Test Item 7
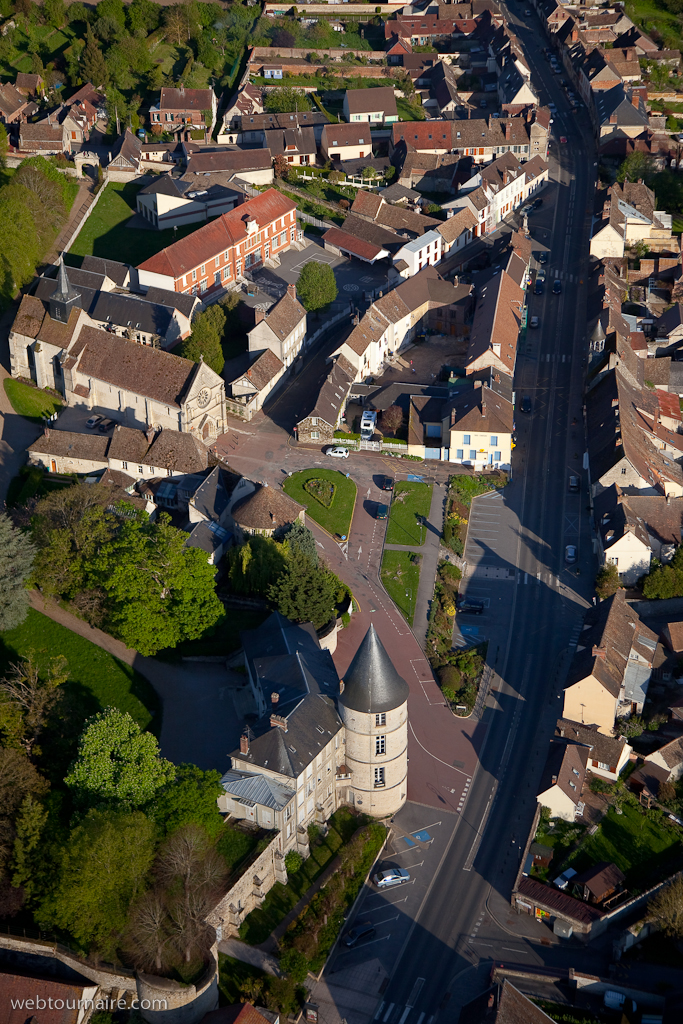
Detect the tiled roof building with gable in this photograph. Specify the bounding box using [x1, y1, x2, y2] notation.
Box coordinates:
[563, 590, 661, 735]
[137, 189, 298, 297]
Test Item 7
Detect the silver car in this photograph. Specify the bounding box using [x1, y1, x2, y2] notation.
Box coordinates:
[326, 446, 349, 459]
[373, 867, 410, 889]
[565, 544, 577, 564]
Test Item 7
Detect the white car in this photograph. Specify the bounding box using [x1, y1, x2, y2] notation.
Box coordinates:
[373, 868, 410, 889]
[326, 446, 349, 459]
[86, 414, 103, 429]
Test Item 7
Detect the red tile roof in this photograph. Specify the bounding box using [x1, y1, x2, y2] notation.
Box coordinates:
[0, 972, 98, 1024]
[322, 226, 385, 261]
[515, 877, 604, 926]
[137, 189, 296, 280]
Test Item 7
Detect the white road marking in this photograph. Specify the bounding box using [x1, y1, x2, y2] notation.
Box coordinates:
[384, 1004, 395, 1022]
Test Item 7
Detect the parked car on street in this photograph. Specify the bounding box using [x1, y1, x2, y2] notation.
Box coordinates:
[376, 503, 389, 520]
[538, 251, 548, 264]
[344, 921, 376, 947]
[553, 279, 562, 294]
[373, 868, 410, 889]
[457, 597, 485, 614]
[529, 316, 539, 328]
[521, 396, 532, 413]
[568, 475, 580, 493]
[534, 278, 544, 294]
[326, 446, 349, 459]
[380, 476, 394, 490]
[565, 544, 577, 564]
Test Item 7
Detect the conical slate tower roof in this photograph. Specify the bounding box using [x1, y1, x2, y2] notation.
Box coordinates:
[52, 253, 79, 303]
[590, 318, 606, 344]
[339, 625, 410, 714]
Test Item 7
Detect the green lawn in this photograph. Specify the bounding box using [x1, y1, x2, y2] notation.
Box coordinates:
[625, 0, 683, 49]
[283, 469, 357, 538]
[380, 550, 420, 625]
[396, 97, 425, 121]
[562, 802, 681, 891]
[239, 807, 360, 945]
[4, 378, 62, 424]
[1, 609, 161, 785]
[449, 474, 494, 509]
[68, 181, 201, 266]
[385, 481, 432, 545]
[0, 609, 159, 733]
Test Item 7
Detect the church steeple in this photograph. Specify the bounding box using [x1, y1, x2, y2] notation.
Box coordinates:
[49, 254, 81, 324]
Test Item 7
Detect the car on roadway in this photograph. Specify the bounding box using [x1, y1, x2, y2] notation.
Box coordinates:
[375, 503, 389, 520]
[480, 99, 487, 108]
[86, 414, 103, 429]
[560, 135, 567, 144]
[534, 278, 544, 294]
[457, 597, 485, 614]
[538, 251, 548, 264]
[553, 64, 562, 74]
[565, 544, 577, 564]
[525, 7, 532, 13]
[98, 418, 115, 433]
[548, 103, 557, 113]
[537, 267, 546, 281]
[532, 197, 543, 209]
[373, 867, 410, 889]
[668, 813, 683, 826]
[568, 475, 580, 493]
[326, 446, 349, 459]
[529, 315, 539, 329]
[521, 203, 533, 215]
[380, 476, 394, 491]
[553, 279, 562, 294]
[520, 396, 532, 413]
[344, 921, 376, 947]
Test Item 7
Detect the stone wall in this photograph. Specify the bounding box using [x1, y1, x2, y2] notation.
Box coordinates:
[206, 833, 289, 939]
[136, 960, 218, 1024]
[0, 934, 136, 994]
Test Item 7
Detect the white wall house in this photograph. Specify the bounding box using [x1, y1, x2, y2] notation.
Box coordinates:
[394, 230, 443, 277]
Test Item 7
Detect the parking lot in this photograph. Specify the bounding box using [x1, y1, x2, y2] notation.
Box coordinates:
[310, 804, 462, 1024]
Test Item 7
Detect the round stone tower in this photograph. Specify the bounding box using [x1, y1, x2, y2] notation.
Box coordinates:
[338, 625, 409, 818]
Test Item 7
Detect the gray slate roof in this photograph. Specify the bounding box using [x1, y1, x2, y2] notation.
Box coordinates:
[339, 625, 410, 714]
[220, 768, 294, 810]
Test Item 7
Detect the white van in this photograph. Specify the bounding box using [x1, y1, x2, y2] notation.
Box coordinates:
[360, 410, 377, 439]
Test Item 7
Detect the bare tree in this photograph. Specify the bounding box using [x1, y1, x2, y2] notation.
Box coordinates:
[0, 655, 67, 755]
[648, 878, 683, 938]
[164, 6, 186, 45]
[155, 825, 228, 964]
[125, 889, 174, 973]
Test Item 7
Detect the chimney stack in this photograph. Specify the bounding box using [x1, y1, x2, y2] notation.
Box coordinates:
[240, 732, 250, 755]
[592, 645, 607, 660]
[271, 691, 279, 706]
[287, 283, 297, 300]
[551, 774, 558, 784]
[270, 713, 288, 731]
[504, 121, 511, 141]
[254, 309, 266, 324]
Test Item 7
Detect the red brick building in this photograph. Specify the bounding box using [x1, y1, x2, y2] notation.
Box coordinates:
[137, 189, 298, 296]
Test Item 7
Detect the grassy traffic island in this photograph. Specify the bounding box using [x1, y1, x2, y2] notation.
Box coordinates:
[4, 378, 63, 424]
[380, 550, 421, 625]
[385, 480, 433, 546]
[283, 468, 357, 539]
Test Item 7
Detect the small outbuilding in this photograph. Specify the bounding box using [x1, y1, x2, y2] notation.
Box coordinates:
[232, 484, 305, 537]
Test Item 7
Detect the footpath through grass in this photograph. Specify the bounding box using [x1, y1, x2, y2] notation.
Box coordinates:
[381, 550, 420, 624]
[4, 378, 62, 424]
[0, 609, 159, 733]
[239, 807, 361, 945]
[283, 469, 356, 538]
[68, 181, 200, 266]
[385, 481, 433, 545]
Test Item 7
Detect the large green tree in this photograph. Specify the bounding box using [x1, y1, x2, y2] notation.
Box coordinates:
[90, 513, 224, 655]
[227, 535, 288, 596]
[127, 0, 160, 35]
[0, 513, 36, 631]
[148, 765, 224, 838]
[180, 303, 226, 374]
[296, 261, 338, 312]
[65, 708, 174, 810]
[39, 809, 156, 957]
[81, 25, 109, 88]
[269, 555, 339, 629]
[264, 87, 312, 113]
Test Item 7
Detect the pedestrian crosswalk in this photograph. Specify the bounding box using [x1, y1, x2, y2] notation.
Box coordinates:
[543, 268, 576, 282]
[374, 1003, 434, 1024]
[541, 353, 571, 362]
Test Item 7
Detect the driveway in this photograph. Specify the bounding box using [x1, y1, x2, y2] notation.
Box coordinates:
[28, 593, 245, 774]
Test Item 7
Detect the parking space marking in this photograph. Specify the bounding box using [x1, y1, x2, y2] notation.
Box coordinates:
[375, 1004, 385, 1021]
[366, 896, 408, 909]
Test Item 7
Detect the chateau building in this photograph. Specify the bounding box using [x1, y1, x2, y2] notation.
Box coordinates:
[220, 620, 409, 845]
